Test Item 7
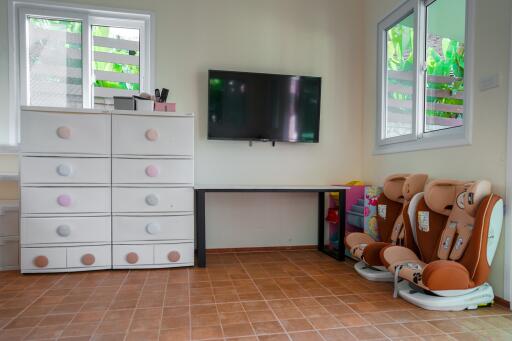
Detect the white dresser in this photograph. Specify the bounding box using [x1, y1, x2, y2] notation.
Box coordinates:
[111, 112, 195, 269]
[19, 107, 195, 272]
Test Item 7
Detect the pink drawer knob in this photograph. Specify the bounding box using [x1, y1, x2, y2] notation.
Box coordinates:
[126, 252, 139, 264]
[57, 194, 72, 207]
[34, 255, 49, 268]
[145, 165, 160, 177]
[168, 251, 181, 262]
[145, 128, 159, 141]
[56, 126, 72, 139]
[81, 253, 95, 266]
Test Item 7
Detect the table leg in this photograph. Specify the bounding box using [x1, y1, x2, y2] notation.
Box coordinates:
[318, 192, 325, 251]
[337, 190, 346, 261]
[195, 190, 206, 267]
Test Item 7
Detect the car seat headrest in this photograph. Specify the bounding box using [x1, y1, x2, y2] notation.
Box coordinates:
[424, 179, 465, 216]
[463, 180, 491, 217]
[383, 173, 409, 203]
[402, 174, 428, 201]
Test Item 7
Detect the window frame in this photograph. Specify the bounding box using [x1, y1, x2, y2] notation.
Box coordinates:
[6, 0, 154, 149]
[375, 0, 474, 154]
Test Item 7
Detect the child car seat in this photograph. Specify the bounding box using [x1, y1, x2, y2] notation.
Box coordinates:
[344, 173, 428, 281]
[380, 179, 504, 311]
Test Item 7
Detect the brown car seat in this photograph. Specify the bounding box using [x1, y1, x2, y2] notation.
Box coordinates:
[380, 179, 504, 310]
[344, 173, 428, 281]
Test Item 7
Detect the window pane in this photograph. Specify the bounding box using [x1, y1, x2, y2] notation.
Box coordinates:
[92, 26, 140, 109]
[27, 17, 83, 107]
[385, 13, 415, 139]
[424, 0, 465, 132]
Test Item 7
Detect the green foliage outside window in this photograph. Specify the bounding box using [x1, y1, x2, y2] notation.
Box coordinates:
[28, 18, 140, 92]
[387, 24, 464, 120]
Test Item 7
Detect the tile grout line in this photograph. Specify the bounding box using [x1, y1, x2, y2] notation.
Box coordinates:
[188, 268, 193, 341]
[234, 252, 292, 341]
[47, 273, 91, 340]
[154, 269, 170, 340]
[86, 270, 129, 340]
[284, 251, 367, 341]
[5, 273, 69, 338]
[123, 270, 150, 340]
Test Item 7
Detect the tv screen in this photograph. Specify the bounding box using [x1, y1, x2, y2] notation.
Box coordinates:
[208, 70, 321, 143]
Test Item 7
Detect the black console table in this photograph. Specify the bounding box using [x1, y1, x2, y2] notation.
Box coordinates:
[194, 185, 348, 267]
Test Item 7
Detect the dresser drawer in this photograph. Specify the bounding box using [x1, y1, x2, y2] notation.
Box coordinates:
[113, 244, 153, 267]
[112, 187, 193, 213]
[112, 158, 193, 185]
[113, 215, 193, 242]
[21, 111, 110, 155]
[112, 115, 193, 156]
[21, 216, 111, 244]
[154, 242, 194, 266]
[21, 187, 111, 215]
[67, 245, 111, 268]
[21, 247, 67, 271]
[21, 157, 110, 185]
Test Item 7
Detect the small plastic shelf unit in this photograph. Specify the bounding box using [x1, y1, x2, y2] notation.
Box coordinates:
[325, 185, 382, 256]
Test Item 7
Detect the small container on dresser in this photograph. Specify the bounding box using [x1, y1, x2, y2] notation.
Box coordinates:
[111, 111, 195, 269]
[20, 107, 112, 273]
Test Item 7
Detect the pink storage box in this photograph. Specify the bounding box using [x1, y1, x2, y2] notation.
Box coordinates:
[154, 102, 176, 112]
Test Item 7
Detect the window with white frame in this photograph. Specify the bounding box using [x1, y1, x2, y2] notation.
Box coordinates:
[376, 0, 472, 153]
[7, 0, 152, 145]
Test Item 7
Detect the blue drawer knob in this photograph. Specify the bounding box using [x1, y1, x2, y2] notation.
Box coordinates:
[146, 222, 161, 234]
[56, 224, 71, 237]
[145, 194, 159, 206]
[56, 164, 72, 177]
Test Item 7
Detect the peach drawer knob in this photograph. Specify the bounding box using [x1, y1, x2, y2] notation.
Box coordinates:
[168, 251, 181, 262]
[145, 194, 159, 206]
[145, 128, 159, 141]
[146, 223, 161, 235]
[57, 194, 72, 207]
[33, 255, 49, 268]
[56, 224, 71, 237]
[145, 165, 160, 177]
[56, 164, 73, 177]
[126, 252, 139, 264]
[56, 126, 72, 139]
[81, 253, 95, 266]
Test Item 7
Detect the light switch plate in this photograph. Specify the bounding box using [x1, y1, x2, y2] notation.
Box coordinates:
[479, 74, 500, 91]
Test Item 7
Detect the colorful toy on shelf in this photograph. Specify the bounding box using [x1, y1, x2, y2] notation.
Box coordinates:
[363, 186, 382, 241]
[325, 182, 382, 256]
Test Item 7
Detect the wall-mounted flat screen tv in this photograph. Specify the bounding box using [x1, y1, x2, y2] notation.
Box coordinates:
[208, 70, 321, 143]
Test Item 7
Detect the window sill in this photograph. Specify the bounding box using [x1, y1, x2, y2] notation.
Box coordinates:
[374, 135, 471, 155]
[0, 145, 19, 155]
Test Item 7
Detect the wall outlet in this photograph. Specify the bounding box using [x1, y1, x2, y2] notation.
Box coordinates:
[479, 74, 500, 92]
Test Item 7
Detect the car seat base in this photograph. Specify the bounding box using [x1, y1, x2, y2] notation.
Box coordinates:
[354, 261, 394, 282]
[396, 280, 495, 311]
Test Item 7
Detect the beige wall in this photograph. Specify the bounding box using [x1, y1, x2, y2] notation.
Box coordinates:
[0, 0, 364, 247]
[361, 0, 512, 298]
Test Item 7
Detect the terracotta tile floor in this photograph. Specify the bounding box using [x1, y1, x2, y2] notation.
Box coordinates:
[0, 250, 510, 341]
